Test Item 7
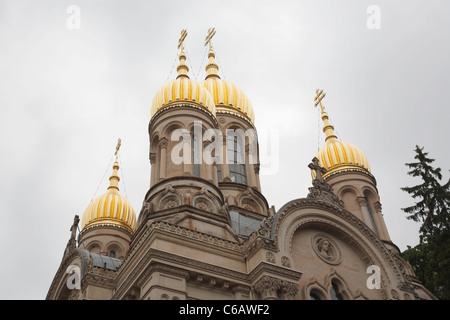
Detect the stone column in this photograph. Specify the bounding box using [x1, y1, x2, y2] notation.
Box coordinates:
[159, 138, 168, 181]
[373, 201, 391, 241]
[203, 140, 213, 182]
[221, 135, 230, 181]
[150, 152, 157, 186]
[212, 162, 218, 185]
[246, 144, 257, 188]
[357, 197, 375, 233]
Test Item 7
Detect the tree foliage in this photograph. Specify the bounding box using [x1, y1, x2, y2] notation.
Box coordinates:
[400, 145, 450, 299]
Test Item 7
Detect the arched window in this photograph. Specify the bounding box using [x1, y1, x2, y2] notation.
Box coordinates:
[330, 282, 344, 300]
[109, 250, 116, 258]
[228, 135, 247, 184]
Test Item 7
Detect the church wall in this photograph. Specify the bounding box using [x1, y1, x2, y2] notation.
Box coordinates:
[340, 189, 363, 221]
[140, 271, 187, 300]
[84, 285, 114, 300]
[291, 227, 380, 300]
[79, 227, 131, 259]
[186, 283, 235, 300]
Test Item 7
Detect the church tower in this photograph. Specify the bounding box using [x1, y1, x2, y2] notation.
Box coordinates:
[201, 29, 270, 236]
[313, 90, 396, 252]
[139, 29, 269, 239]
[138, 29, 235, 243]
[78, 139, 137, 259]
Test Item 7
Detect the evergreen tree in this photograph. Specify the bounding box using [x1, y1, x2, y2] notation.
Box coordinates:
[400, 145, 450, 299]
[401, 145, 450, 242]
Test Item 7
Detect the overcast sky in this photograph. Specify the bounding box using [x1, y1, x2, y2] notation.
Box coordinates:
[0, 0, 449, 299]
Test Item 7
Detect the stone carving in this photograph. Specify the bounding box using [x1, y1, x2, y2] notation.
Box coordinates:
[68, 288, 82, 300]
[195, 198, 212, 212]
[161, 196, 179, 209]
[380, 288, 388, 300]
[391, 289, 399, 300]
[281, 256, 291, 268]
[65, 215, 80, 255]
[279, 281, 299, 300]
[157, 185, 182, 210]
[312, 233, 342, 265]
[253, 276, 299, 300]
[266, 252, 276, 263]
[243, 202, 257, 212]
[257, 216, 274, 238]
[149, 152, 156, 164]
[238, 187, 264, 214]
[253, 276, 281, 300]
[307, 157, 341, 206]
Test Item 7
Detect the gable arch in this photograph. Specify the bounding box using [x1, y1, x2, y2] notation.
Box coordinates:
[271, 199, 403, 298]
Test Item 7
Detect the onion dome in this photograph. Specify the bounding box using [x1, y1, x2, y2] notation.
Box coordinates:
[81, 147, 136, 234]
[313, 90, 371, 179]
[150, 31, 216, 120]
[201, 42, 255, 124]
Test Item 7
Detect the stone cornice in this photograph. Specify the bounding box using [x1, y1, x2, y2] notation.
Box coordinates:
[113, 248, 249, 299]
[248, 262, 302, 283]
[144, 176, 225, 204]
[149, 103, 218, 131]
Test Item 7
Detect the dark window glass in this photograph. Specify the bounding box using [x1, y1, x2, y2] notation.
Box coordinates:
[193, 133, 200, 177]
[310, 293, 321, 300]
[228, 135, 247, 184]
[330, 283, 343, 300]
[217, 164, 222, 182]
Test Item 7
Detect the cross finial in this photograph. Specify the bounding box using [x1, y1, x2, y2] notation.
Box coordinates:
[314, 89, 326, 113]
[205, 27, 216, 49]
[66, 214, 80, 253]
[115, 138, 121, 160]
[308, 157, 327, 183]
[70, 215, 80, 238]
[178, 29, 188, 52]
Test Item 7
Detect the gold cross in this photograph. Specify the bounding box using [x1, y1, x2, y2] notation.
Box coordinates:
[115, 138, 121, 158]
[178, 29, 188, 51]
[204, 27, 216, 48]
[314, 89, 326, 113]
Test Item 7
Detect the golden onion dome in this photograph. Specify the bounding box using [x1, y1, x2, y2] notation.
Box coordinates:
[151, 78, 216, 118]
[315, 139, 371, 179]
[201, 45, 255, 124]
[313, 90, 371, 179]
[150, 37, 216, 120]
[202, 78, 254, 124]
[81, 155, 136, 234]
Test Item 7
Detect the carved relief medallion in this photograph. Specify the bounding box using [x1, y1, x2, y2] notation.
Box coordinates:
[311, 233, 342, 265]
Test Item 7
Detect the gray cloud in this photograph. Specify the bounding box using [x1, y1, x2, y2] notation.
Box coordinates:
[0, 0, 448, 299]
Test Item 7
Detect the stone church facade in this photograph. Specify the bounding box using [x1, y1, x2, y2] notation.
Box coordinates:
[46, 30, 435, 300]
